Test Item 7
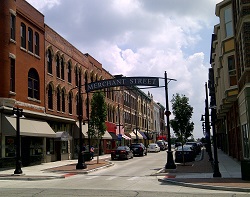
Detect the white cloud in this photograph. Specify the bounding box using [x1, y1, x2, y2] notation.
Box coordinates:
[26, 0, 221, 139]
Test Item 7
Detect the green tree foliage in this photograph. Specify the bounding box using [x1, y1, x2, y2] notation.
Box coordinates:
[89, 91, 107, 140]
[170, 93, 194, 144]
[88, 91, 107, 163]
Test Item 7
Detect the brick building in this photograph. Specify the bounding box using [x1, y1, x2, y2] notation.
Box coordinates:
[0, 0, 163, 168]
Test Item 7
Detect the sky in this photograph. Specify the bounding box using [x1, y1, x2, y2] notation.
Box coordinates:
[26, 0, 222, 139]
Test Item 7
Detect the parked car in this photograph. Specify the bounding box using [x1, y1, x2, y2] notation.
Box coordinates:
[185, 142, 201, 155]
[156, 140, 166, 150]
[175, 145, 196, 163]
[147, 143, 160, 152]
[175, 142, 182, 148]
[110, 146, 133, 160]
[130, 143, 147, 156]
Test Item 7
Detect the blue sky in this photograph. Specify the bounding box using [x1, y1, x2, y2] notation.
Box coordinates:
[27, 0, 222, 139]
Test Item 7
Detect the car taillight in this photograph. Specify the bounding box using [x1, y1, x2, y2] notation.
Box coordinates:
[120, 150, 126, 153]
[139, 147, 143, 150]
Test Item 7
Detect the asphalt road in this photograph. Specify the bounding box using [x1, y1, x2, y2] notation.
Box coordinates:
[0, 151, 248, 197]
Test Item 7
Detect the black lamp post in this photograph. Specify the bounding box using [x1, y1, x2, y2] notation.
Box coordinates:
[208, 67, 221, 177]
[164, 71, 176, 169]
[210, 105, 221, 177]
[13, 107, 23, 174]
[146, 101, 149, 147]
[76, 75, 87, 169]
[205, 82, 213, 162]
[118, 95, 121, 146]
[85, 75, 91, 155]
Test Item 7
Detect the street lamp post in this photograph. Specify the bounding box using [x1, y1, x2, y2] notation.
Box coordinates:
[76, 75, 87, 169]
[164, 71, 176, 170]
[13, 107, 23, 174]
[118, 95, 121, 146]
[85, 75, 91, 155]
[211, 105, 221, 177]
[205, 82, 213, 162]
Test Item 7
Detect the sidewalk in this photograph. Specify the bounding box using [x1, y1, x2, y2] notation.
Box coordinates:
[157, 148, 250, 192]
[0, 148, 249, 192]
[0, 154, 112, 180]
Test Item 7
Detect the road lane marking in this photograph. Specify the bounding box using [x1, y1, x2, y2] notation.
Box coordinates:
[106, 176, 117, 180]
[85, 176, 99, 179]
[127, 176, 139, 180]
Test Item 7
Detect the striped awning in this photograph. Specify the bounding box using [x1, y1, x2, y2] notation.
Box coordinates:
[122, 134, 131, 140]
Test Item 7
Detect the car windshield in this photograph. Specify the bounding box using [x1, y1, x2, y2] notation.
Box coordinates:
[117, 146, 126, 150]
[176, 145, 192, 151]
[131, 144, 141, 147]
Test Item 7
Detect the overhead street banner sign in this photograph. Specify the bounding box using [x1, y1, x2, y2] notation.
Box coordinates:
[86, 77, 159, 92]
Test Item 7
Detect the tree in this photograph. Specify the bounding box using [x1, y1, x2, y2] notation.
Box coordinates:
[89, 91, 107, 163]
[170, 93, 194, 164]
[170, 93, 194, 145]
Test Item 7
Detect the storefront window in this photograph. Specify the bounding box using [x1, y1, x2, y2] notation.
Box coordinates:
[5, 136, 15, 157]
[62, 141, 68, 153]
[46, 138, 54, 154]
[30, 138, 43, 156]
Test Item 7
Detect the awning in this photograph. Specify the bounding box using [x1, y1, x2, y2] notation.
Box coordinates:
[102, 131, 112, 139]
[55, 131, 72, 141]
[130, 131, 143, 139]
[2, 115, 56, 138]
[75, 122, 88, 138]
[75, 123, 112, 139]
[109, 132, 118, 140]
[122, 134, 131, 140]
[157, 135, 167, 140]
[139, 131, 147, 139]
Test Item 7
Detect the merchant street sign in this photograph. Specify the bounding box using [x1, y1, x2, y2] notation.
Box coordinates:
[86, 77, 159, 92]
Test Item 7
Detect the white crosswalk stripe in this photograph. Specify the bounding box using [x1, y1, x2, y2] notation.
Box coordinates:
[127, 176, 140, 181]
[85, 176, 99, 180]
[106, 176, 117, 180]
[85, 176, 141, 181]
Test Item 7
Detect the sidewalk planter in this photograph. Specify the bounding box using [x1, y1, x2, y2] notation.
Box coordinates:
[241, 160, 250, 180]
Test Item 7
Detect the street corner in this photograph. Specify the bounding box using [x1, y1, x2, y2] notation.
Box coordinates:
[85, 160, 114, 174]
[0, 173, 65, 181]
[158, 177, 250, 193]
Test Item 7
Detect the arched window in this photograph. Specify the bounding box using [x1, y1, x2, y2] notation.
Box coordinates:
[48, 84, 53, 109]
[75, 68, 79, 86]
[67, 61, 72, 83]
[57, 87, 61, 111]
[28, 68, 39, 99]
[47, 50, 52, 74]
[76, 93, 79, 115]
[61, 57, 64, 80]
[68, 92, 72, 114]
[62, 90, 65, 112]
[56, 55, 60, 78]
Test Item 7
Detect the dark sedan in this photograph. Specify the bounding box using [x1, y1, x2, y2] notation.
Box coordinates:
[175, 145, 196, 163]
[130, 143, 147, 156]
[111, 146, 133, 160]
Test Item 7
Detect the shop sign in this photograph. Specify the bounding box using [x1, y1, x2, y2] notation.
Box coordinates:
[86, 77, 159, 92]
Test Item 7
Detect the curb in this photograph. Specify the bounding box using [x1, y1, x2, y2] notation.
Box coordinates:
[158, 178, 250, 193]
[81, 160, 114, 174]
[0, 174, 65, 181]
[0, 160, 114, 181]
